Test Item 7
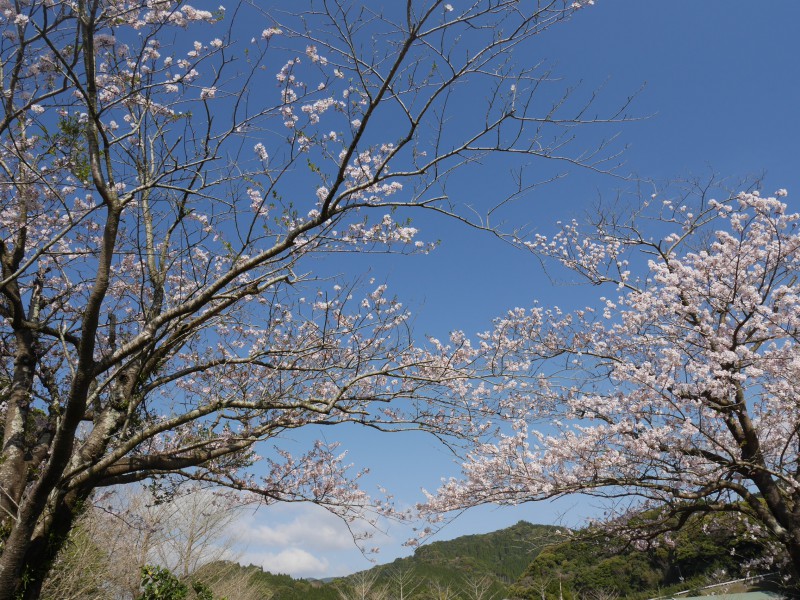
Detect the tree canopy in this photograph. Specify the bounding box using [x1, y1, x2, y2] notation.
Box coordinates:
[0, 0, 614, 597]
[424, 184, 800, 584]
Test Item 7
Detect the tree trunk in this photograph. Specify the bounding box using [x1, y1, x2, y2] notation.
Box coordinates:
[0, 490, 83, 600]
[782, 535, 800, 596]
[0, 333, 37, 525]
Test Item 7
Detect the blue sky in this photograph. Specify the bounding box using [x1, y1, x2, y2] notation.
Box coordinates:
[231, 1, 800, 579]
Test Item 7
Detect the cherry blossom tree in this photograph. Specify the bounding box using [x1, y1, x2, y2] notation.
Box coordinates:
[0, 0, 620, 597]
[424, 184, 800, 584]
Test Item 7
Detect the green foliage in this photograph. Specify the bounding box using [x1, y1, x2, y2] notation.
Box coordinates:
[138, 565, 226, 600]
[510, 513, 771, 600]
[176, 517, 775, 600]
[194, 562, 338, 600]
[193, 523, 563, 599]
[55, 114, 91, 182]
[191, 581, 215, 600]
[352, 521, 567, 598]
[138, 565, 189, 600]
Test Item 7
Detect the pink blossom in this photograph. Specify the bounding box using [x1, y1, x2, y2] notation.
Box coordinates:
[254, 143, 268, 161]
[262, 27, 283, 39]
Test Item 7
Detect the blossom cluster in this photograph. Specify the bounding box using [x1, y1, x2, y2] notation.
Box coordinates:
[421, 189, 800, 563]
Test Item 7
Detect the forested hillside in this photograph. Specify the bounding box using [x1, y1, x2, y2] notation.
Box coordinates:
[208, 521, 564, 599]
[511, 514, 773, 599]
[358, 521, 567, 597]
[203, 517, 778, 599]
[194, 563, 340, 600]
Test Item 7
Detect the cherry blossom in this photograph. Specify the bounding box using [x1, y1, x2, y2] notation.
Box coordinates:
[424, 186, 800, 584]
[0, 1, 617, 597]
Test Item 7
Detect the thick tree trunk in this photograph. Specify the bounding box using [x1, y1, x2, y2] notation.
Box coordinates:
[0, 490, 83, 600]
[0, 339, 39, 598]
[0, 501, 42, 599]
[0, 333, 37, 524]
[783, 538, 800, 597]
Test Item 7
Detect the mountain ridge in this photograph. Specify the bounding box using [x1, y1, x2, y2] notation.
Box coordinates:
[197, 516, 778, 599]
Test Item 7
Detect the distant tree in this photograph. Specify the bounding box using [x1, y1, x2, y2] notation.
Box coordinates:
[578, 589, 619, 600]
[427, 580, 458, 600]
[41, 485, 256, 600]
[513, 565, 558, 600]
[385, 567, 423, 600]
[461, 574, 498, 600]
[338, 571, 388, 600]
[143, 488, 243, 579]
[423, 184, 800, 584]
[0, 0, 622, 597]
[191, 563, 273, 600]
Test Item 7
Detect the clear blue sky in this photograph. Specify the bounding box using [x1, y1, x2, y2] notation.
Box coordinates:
[230, 1, 800, 578]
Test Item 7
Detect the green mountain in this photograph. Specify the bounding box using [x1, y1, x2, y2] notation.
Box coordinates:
[351, 521, 568, 597]
[197, 517, 778, 599]
[193, 562, 340, 600]
[198, 521, 567, 599]
[510, 513, 773, 600]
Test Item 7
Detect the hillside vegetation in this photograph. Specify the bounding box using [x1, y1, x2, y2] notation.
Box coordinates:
[511, 514, 772, 600]
[358, 521, 568, 597]
[206, 522, 565, 599]
[205, 516, 777, 599]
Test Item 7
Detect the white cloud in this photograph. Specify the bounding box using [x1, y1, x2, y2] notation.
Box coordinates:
[231, 504, 355, 551]
[241, 547, 330, 578]
[228, 503, 388, 578]
[228, 502, 424, 579]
